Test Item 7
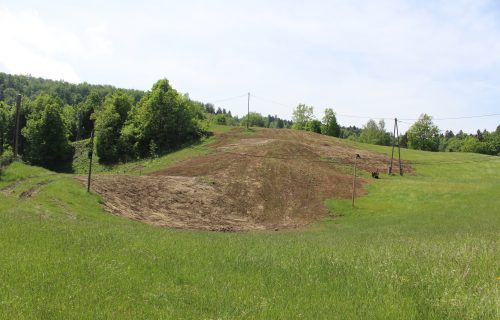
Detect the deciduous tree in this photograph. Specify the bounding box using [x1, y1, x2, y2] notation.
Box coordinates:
[121, 79, 200, 158]
[407, 114, 440, 151]
[21, 94, 74, 170]
[321, 108, 340, 137]
[292, 104, 314, 130]
[359, 119, 391, 146]
[95, 90, 134, 162]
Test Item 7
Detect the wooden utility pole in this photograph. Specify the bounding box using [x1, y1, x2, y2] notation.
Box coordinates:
[13, 94, 21, 158]
[351, 153, 361, 208]
[388, 118, 403, 176]
[87, 130, 95, 192]
[247, 92, 250, 130]
[76, 110, 82, 141]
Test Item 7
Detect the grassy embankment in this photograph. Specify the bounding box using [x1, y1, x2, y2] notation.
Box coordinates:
[0, 128, 499, 319]
[70, 125, 235, 174]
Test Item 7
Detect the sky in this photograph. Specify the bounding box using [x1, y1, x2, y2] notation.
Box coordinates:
[1, 0, 499, 133]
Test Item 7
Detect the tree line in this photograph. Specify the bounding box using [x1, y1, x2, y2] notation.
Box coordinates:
[289, 104, 500, 155]
[0, 78, 217, 169]
[0, 74, 294, 171]
[1, 72, 498, 172]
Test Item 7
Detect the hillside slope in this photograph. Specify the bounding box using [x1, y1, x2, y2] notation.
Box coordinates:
[1, 133, 499, 318]
[80, 128, 408, 231]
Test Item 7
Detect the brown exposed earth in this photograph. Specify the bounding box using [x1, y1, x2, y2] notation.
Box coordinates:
[79, 128, 410, 231]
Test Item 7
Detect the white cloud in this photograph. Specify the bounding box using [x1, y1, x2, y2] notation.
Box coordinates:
[0, 6, 115, 83]
[0, 7, 81, 81]
[0, 0, 499, 132]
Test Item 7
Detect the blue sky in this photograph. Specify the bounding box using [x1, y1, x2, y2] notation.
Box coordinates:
[1, 0, 499, 133]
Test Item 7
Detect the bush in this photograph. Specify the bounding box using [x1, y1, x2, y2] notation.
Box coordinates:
[22, 96, 75, 171]
[0, 148, 14, 167]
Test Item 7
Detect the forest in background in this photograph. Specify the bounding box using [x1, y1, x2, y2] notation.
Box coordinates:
[0, 72, 498, 171]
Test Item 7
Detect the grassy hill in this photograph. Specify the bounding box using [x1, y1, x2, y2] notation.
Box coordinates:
[1, 127, 499, 319]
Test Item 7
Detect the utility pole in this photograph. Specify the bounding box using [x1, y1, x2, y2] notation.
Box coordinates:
[87, 130, 95, 192]
[247, 92, 250, 130]
[388, 118, 403, 176]
[76, 110, 82, 141]
[13, 94, 21, 159]
[351, 153, 361, 208]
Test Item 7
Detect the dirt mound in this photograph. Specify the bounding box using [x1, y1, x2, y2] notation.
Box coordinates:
[76, 175, 259, 231]
[83, 128, 409, 231]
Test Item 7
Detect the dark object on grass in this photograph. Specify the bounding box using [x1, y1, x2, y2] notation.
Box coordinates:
[371, 170, 379, 179]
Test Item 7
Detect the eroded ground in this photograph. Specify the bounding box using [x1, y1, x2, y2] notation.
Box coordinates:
[79, 128, 409, 231]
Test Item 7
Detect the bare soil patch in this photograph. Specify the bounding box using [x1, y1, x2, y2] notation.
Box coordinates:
[82, 128, 411, 231]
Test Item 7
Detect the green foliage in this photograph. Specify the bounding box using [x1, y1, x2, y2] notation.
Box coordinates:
[95, 90, 134, 163]
[292, 104, 314, 130]
[460, 136, 484, 153]
[0, 72, 144, 107]
[61, 104, 77, 141]
[79, 90, 103, 137]
[21, 94, 74, 171]
[149, 140, 158, 158]
[0, 102, 11, 153]
[122, 79, 201, 158]
[266, 115, 292, 129]
[321, 108, 340, 137]
[71, 134, 216, 175]
[240, 112, 266, 128]
[358, 119, 391, 146]
[439, 129, 500, 155]
[0, 147, 14, 167]
[0, 72, 144, 142]
[340, 125, 361, 139]
[214, 113, 227, 125]
[483, 131, 500, 155]
[305, 119, 322, 133]
[407, 114, 440, 151]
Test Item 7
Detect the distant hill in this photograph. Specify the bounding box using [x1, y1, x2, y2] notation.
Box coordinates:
[0, 72, 144, 106]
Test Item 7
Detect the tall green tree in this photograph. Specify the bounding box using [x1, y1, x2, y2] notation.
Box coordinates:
[240, 112, 266, 128]
[77, 90, 103, 140]
[407, 114, 440, 151]
[122, 79, 200, 158]
[62, 104, 78, 141]
[0, 102, 12, 153]
[305, 119, 322, 133]
[292, 104, 314, 130]
[21, 94, 74, 170]
[321, 108, 340, 137]
[95, 90, 134, 163]
[359, 119, 391, 146]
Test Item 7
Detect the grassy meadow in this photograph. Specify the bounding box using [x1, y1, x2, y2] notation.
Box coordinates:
[0, 132, 499, 319]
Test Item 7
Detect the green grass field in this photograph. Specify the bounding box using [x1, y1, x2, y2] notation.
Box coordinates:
[1, 132, 499, 319]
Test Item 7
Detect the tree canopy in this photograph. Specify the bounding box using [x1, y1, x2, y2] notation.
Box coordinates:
[21, 94, 74, 170]
[121, 79, 202, 158]
[292, 104, 314, 130]
[321, 108, 340, 137]
[95, 90, 134, 163]
[358, 119, 391, 146]
[407, 114, 440, 151]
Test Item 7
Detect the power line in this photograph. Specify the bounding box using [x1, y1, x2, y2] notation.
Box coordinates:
[252, 95, 294, 109]
[253, 94, 397, 120]
[232, 93, 500, 123]
[399, 113, 500, 121]
[209, 93, 248, 104]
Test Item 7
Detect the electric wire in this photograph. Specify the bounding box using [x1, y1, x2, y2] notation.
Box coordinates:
[240, 93, 500, 123]
[208, 93, 248, 104]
